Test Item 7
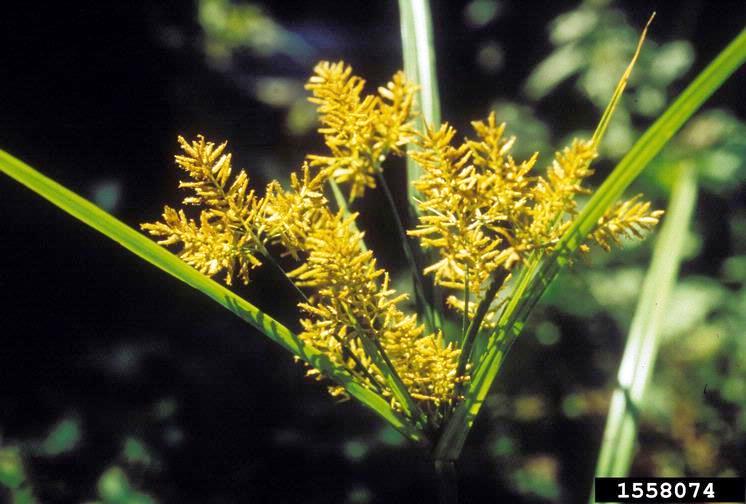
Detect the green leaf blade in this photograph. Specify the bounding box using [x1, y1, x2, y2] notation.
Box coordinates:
[399, 0, 447, 337]
[590, 163, 697, 503]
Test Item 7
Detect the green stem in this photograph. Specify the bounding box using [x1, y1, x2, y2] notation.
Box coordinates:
[376, 171, 441, 334]
[398, 0, 440, 206]
[256, 241, 390, 395]
[259, 247, 310, 302]
[434, 459, 458, 504]
[398, 0, 442, 142]
[329, 178, 368, 252]
[399, 0, 447, 338]
[342, 304, 428, 428]
[455, 269, 506, 382]
[461, 266, 470, 339]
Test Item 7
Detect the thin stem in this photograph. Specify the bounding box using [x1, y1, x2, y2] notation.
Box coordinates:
[376, 171, 441, 333]
[398, 0, 442, 204]
[372, 337, 428, 428]
[258, 247, 309, 303]
[591, 13, 654, 149]
[461, 266, 470, 340]
[398, 0, 447, 339]
[343, 348, 387, 396]
[434, 459, 458, 504]
[455, 269, 507, 382]
[258, 247, 387, 395]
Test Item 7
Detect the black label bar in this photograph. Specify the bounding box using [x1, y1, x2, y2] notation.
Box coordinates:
[595, 477, 745, 503]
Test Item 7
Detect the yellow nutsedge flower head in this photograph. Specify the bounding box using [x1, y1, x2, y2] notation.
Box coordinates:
[408, 114, 539, 324]
[142, 44, 663, 419]
[141, 136, 267, 285]
[262, 163, 330, 259]
[515, 139, 598, 251]
[285, 207, 464, 412]
[409, 112, 662, 329]
[591, 195, 665, 251]
[305, 60, 418, 200]
[142, 207, 260, 285]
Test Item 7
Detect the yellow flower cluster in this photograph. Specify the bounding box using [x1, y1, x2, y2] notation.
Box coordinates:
[591, 195, 664, 252]
[284, 204, 461, 411]
[143, 60, 662, 423]
[305, 61, 418, 200]
[143, 128, 463, 417]
[262, 164, 330, 259]
[141, 136, 266, 285]
[408, 112, 662, 325]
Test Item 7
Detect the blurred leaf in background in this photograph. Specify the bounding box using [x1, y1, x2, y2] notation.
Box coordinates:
[198, 0, 314, 65]
[93, 466, 157, 504]
[197, 0, 318, 137]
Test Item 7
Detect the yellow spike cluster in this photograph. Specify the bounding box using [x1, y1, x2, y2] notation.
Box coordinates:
[143, 55, 663, 419]
[144, 133, 464, 414]
[408, 114, 533, 322]
[142, 138, 337, 283]
[262, 164, 330, 259]
[141, 136, 266, 285]
[408, 113, 662, 325]
[285, 206, 462, 409]
[591, 195, 664, 251]
[514, 139, 597, 251]
[305, 61, 418, 200]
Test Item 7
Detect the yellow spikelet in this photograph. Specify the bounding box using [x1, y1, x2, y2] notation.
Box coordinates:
[591, 195, 665, 251]
[305, 61, 418, 200]
[141, 136, 266, 285]
[286, 207, 463, 413]
[262, 163, 329, 259]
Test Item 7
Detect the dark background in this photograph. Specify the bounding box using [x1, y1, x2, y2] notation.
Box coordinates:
[1, 1, 744, 502]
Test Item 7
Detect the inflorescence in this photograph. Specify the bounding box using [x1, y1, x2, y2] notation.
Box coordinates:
[143, 61, 662, 427]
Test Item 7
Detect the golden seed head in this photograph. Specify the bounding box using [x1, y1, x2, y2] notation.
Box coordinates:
[143, 55, 661, 420]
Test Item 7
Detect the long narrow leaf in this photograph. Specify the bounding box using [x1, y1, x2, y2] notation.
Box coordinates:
[435, 26, 746, 461]
[590, 162, 697, 502]
[399, 0, 440, 211]
[0, 149, 425, 443]
[398, 0, 446, 335]
[399, 0, 439, 213]
[398, 0, 441, 128]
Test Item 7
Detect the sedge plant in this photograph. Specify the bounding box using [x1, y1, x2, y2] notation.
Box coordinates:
[1, 3, 744, 502]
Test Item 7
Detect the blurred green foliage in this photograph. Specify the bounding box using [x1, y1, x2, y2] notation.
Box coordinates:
[0, 446, 37, 504]
[198, 0, 312, 63]
[0, 447, 27, 490]
[511, 455, 561, 501]
[92, 466, 156, 504]
[197, 0, 318, 136]
[1, 417, 161, 502]
[39, 417, 81, 457]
